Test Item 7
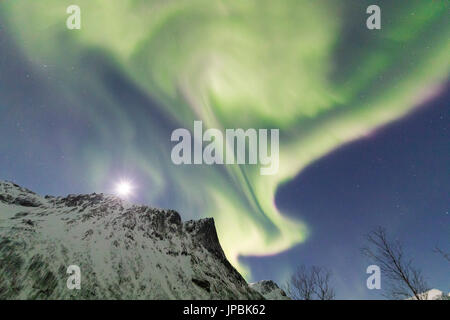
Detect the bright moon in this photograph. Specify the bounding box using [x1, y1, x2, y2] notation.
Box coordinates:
[115, 181, 133, 197]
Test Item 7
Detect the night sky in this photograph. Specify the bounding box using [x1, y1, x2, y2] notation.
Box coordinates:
[244, 89, 450, 299]
[0, 1, 449, 299]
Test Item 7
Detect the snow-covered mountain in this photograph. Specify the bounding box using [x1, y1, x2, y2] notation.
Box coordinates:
[249, 280, 290, 300]
[408, 289, 450, 300]
[0, 181, 286, 300]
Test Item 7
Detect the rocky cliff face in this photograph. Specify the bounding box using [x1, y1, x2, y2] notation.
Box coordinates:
[0, 181, 268, 299]
[249, 280, 290, 300]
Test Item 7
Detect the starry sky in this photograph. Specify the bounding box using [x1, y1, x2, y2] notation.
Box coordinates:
[0, 0, 448, 299]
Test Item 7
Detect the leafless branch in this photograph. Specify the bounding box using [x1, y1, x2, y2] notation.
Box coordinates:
[285, 265, 335, 300]
[433, 246, 450, 263]
[361, 226, 429, 300]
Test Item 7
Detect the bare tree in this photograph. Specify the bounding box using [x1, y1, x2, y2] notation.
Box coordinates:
[433, 246, 450, 263]
[285, 265, 335, 300]
[361, 226, 429, 300]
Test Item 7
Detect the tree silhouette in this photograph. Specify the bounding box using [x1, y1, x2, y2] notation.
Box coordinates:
[285, 265, 335, 300]
[362, 226, 429, 300]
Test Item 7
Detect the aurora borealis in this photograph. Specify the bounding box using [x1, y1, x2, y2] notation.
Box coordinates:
[0, 0, 449, 298]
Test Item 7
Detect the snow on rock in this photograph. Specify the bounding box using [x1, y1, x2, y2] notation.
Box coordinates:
[409, 289, 450, 300]
[249, 280, 290, 300]
[0, 181, 265, 299]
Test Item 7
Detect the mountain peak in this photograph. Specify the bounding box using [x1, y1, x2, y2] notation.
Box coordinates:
[0, 181, 269, 299]
[249, 280, 290, 300]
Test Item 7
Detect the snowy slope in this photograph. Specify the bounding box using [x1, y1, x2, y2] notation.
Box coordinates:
[408, 289, 450, 300]
[0, 181, 265, 299]
[249, 280, 290, 300]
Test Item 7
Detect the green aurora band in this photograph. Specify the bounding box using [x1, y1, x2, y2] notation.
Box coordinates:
[1, 0, 449, 277]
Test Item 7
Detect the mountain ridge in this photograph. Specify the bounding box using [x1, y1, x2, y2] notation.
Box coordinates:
[0, 180, 287, 300]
